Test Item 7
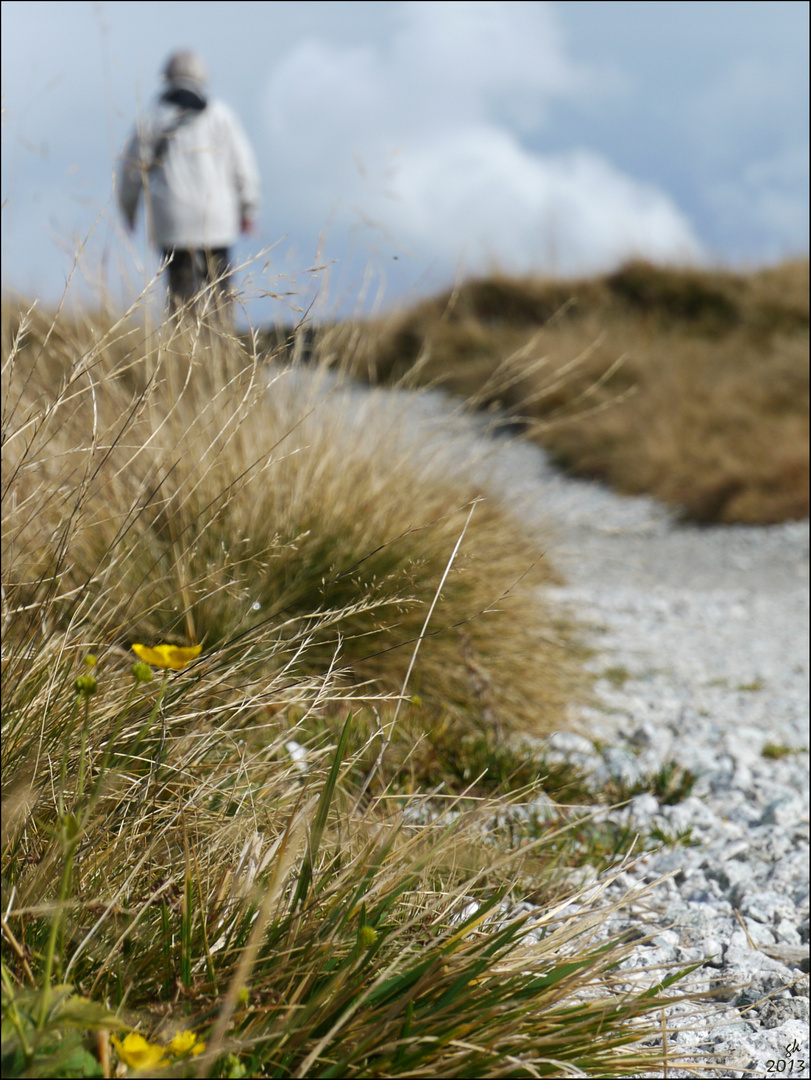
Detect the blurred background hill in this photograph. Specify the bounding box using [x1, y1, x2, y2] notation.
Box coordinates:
[260, 257, 809, 526]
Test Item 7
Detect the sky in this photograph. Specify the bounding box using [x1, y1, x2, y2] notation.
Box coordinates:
[1, 0, 808, 323]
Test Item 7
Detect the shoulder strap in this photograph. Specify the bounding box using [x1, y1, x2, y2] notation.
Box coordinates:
[150, 111, 193, 170]
[150, 90, 207, 170]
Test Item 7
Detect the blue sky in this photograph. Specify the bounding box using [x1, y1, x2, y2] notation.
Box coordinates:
[1, 1, 808, 323]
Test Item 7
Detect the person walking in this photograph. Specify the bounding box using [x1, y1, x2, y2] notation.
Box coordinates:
[118, 50, 260, 314]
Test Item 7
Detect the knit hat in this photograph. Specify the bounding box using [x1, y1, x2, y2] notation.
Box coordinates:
[163, 50, 208, 94]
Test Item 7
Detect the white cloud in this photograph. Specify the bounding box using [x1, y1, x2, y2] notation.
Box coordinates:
[367, 130, 702, 274]
[261, 0, 703, 281]
[386, 1, 589, 129]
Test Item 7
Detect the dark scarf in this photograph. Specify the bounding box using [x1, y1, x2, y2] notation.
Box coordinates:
[161, 85, 208, 111]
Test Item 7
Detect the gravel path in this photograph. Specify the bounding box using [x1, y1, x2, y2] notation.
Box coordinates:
[446, 403, 810, 1079]
[281, 371, 810, 1077]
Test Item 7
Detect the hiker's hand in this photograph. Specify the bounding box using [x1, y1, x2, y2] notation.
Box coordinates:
[241, 216, 256, 236]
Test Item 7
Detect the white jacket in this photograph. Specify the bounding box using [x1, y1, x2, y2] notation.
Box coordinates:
[118, 96, 260, 250]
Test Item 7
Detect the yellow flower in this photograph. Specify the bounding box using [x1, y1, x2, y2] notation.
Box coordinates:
[131, 643, 202, 670]
[168, 1030, 206, 1056]
[111, 1032, 167, 1070]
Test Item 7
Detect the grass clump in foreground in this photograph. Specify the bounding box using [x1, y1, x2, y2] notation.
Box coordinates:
[314, 257, 809, 525]
[3, 289, 704, 1077]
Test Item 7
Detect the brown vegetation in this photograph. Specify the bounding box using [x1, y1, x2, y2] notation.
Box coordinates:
[315, 258, 809, 525]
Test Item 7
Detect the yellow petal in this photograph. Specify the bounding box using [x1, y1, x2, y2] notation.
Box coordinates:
[168, 1030, 205, 1056]
[131, 643, 202, 670]
[111, 1032, 167, 1069]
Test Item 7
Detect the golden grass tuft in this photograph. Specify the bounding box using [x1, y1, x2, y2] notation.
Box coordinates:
[1, 295, 580, 763]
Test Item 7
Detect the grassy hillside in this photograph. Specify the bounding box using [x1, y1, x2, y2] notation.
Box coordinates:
[302, 258, 809, 525]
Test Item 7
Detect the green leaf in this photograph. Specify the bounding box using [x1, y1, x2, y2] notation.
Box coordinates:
[2, 1031, 103, 1079]
[291, 713, 353, 911]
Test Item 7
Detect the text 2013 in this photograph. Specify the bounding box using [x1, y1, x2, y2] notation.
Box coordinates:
[766, 1040, 806, 1074]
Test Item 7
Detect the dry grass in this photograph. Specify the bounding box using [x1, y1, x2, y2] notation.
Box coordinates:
[319, 258, 809, 524]
[1, 290, 710, 1077]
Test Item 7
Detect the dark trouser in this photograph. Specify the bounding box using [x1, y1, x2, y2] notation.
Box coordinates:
[160, 247, 233, 310]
